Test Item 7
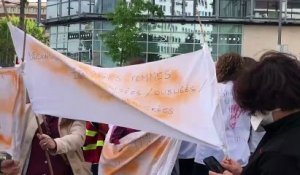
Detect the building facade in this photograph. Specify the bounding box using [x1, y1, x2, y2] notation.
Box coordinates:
[0, 1, 46, 20]
[45, 0, 300, 67]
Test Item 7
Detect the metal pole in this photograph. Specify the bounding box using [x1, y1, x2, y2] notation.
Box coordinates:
[37, 0, 41, 24]
[250, 0, 254, 20]
[278, 0, 282, 51]
[284, 0, 287, 22]
[19, 0, 25, 30]
[216, 0, 220, 19]
[35, 116, 54, 175]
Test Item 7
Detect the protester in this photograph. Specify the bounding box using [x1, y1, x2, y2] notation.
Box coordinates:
[193, 53, 256, 175]
[0, 159, 20, 175]
[19, 104, 92, 175]
[83, 122, 109, 175]
[177, 141, 197, 174]
[210, 51, 300, 175]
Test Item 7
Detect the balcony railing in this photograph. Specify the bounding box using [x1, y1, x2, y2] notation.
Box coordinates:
[44, 0, 300, 24]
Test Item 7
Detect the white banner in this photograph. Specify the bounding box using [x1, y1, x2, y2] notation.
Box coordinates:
[99, 131, 181, 175]
[0, 67, 26, 158]
[9, 24, 223, 148]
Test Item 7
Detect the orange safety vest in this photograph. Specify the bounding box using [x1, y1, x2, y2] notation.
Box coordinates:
[82, 122, 109, 163]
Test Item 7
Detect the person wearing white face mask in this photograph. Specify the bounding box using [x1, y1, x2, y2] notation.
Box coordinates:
[210, 51, 300, 175]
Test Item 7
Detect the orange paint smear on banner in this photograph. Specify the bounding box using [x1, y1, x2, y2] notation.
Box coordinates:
[151, 139, 169, 161]
[101, 134, 160, 174]
[118, 161, 139, 174]
[29, 43, 114, 101]
[0, 97, 14, 115]
[16, 76, 26, 119]
[0, 70, 18, 115]
[101, 134, 177, 175]
[76, 63, 102, 82]
[0, 134, 12, 146]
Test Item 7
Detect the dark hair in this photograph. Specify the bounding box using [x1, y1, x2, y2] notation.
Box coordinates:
[216, 53, 243, 82]
[243, 56, 257, 67]
[233, 51, 300, 114]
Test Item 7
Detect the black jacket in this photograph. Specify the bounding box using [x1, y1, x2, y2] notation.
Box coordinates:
[243, 111, 300, 175]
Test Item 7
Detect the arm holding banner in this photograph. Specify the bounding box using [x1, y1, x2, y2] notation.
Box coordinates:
[0, 159, 20, 175]
[52, 120, 86, 155]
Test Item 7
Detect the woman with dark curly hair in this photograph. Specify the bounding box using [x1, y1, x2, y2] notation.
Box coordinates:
[210, 51, 300, 175]
[216, 53, 244, 83]
[193, 53, 256, 175]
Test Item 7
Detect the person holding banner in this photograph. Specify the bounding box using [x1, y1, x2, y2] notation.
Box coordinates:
[19, 105, 92, 175]
[0, 159, 20, 175]
[210, 52, 300, 175]
[193, 53, 256, 175]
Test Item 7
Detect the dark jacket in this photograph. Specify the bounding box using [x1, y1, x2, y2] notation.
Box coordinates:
[243, 111, 300, 175]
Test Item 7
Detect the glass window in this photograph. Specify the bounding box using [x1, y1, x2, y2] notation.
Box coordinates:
[93, 30, 102, 40]
[154, 0, 172, 16]
[46, 4, 58, 19]
[50, 26, 57, 34]
[148, 53, 163, 62]
[47, 0, 58, 6]
[173, 0, 184, 16]
[103, 22, 114, 31]
[194, 43, 203, 51]
[148, 23, 163, 33]
[175, 43, 194, 53]
[211, 44, 218, 55]
[220, 0, 242, 18]
[148, 42, 160, 53]
[196, 0, 215, 17]
[286, 0, 300, 19]
[70, 1, 79, 15]
[50, 34, 57, 43]
[254, 0, 279, 18]
[93, 40, 101, 51]
[149, 32, 171, 43]
[94, 21, 113, 30]
[219, 24, 242, 34]
[50, 42, 56, 49]
[69, 24, 80, 32]
[102, 0, 117, 13]
[81, 22, 93, 30]
[68, 41, 80, 53]
[79, 52, 91, 63]
[61, 2, 69, 17]
[57, 33, 68, 44]
[56, 42, 68, 53]
[81, 0, 95, 13]
[101, 52, 117, 67]
[66, 52, 79, 60]
[92, 52, 101, 66]
[185, 0, 194, 16]
[81, 40, 92, 51]
[138, 42, 147, 52]
[138, 33, 148, 42]
[218, 44, 241, 55]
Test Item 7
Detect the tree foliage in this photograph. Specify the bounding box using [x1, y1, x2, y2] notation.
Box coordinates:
[0, 16, 48, 67]
[101, 0, 164, 66]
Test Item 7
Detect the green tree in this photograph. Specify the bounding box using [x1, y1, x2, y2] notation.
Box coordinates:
[0, 16, 48, 67]
[101, 0, 164, 66]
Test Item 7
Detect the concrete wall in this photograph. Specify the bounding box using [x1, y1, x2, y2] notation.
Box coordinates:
[242, 25, 300, 60]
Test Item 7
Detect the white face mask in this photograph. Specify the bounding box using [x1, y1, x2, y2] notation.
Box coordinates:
[251, 109, 280, 131]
